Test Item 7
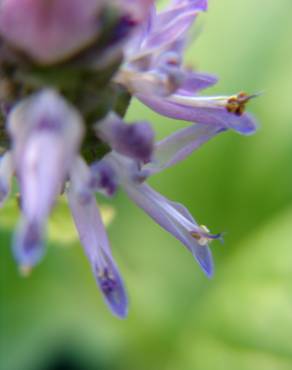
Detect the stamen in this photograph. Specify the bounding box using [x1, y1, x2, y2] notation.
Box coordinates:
[191, 225, 221, 246]
[226, 92, 258, 116]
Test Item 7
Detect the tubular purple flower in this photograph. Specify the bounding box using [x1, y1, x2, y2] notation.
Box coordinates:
[141, 4, 202, 52]
[116, 0, 257, 136]
[97, 113, 154, 163]
[0, 0, 259, 318]
[8, 89, 84, 266]
[107, 152, 220, 277]
[125, 182, 216, 277]
[116, 0, 207, 96]
[0, 151, 14, 207]
[67, 163, 128, 318]
[137, 92, 258, 135]
[125, 0, 207, 60]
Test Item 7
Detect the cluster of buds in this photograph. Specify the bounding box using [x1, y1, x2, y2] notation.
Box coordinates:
[0, 0, 257, 318]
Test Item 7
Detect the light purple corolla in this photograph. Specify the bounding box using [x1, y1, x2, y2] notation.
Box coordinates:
[0, 0, 258, 318]
[116, 0, 257, 135]
[102, 149, 222, 278]
[8, 90, 84, 266]
[68, 157, 128, 318]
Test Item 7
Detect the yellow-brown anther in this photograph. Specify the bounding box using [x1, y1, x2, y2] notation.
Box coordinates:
[190, 225, 210, 246]
[226, 92, 252, 116]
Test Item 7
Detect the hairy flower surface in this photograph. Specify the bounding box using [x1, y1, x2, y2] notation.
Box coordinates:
[0, 0, 257, 318]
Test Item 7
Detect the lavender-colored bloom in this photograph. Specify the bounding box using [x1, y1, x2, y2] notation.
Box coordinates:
[124, 0, 207, 60]
[0, 0, 258, 318]
[97, 113, 154, 163]
[8, 89, 84, 266]
[106, 151, 220, 277]
[68, 161, 128, 318]
[125, 182, 216, 277]
[117, 0, 207, 91]
[138, 92, 258, 135]
[116, 0, 257, 135]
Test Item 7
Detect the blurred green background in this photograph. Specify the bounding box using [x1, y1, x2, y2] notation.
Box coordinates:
[1, 0, 292, 369]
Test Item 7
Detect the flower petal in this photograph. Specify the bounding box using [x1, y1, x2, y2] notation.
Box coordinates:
[8, 89, 84, 223]
[179, 71, 218, 94]
[90, 159, 118, 197]
[13, 218, 45, 267]
[145, 123, 224, 174]
[123, 181, 214, 277]
[137, 94, 257, 135]
[97, 113, 154, 163]
[67, 185, 128, 318]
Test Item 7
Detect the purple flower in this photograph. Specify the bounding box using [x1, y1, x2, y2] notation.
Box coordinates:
[8, 90, 84, 266]
[137, 91, 258, 135]
[0, 0, 258, 318]
[126, 183, 216, 277]
[105, 151, 220, 277]
[68, 158, 128, 318]
[116, 0, 257, 135]
[116, 0, 208, 93]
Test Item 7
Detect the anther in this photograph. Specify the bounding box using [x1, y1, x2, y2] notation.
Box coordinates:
[191, 225, 222, 246]
[191, 225, 211, 246]
[226, 92, 257, 116]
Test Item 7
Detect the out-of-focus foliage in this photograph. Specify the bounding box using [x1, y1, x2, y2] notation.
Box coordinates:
[1, 0, 292, 369]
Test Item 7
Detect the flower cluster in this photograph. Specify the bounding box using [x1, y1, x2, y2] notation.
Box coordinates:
[0, 0, 257, 318]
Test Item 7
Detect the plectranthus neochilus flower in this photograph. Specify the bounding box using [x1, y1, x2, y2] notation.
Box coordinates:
[0, 0, 258, 318]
